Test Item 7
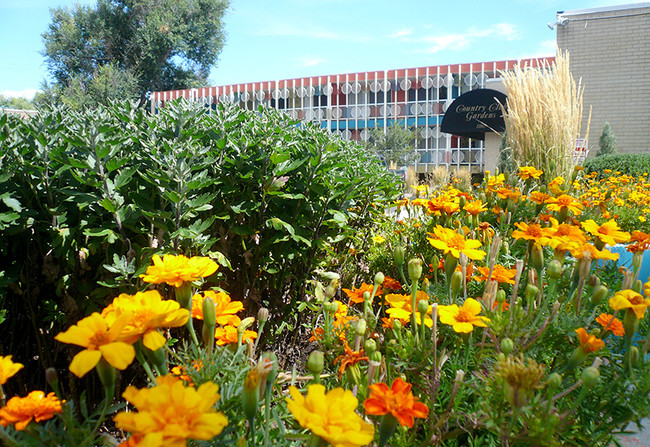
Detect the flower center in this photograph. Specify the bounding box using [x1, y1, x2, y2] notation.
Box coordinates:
[456, 309, 471, 322]
[88, 332, 110, 349]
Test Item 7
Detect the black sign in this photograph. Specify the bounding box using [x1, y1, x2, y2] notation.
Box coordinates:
[441, 89, 507, 140]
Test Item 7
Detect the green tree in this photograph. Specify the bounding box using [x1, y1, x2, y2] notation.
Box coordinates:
[41, 0, 229, 108]
[597, 122, 617, 156]
[365, 123, 418, 168]
[0, 95, 35, 110]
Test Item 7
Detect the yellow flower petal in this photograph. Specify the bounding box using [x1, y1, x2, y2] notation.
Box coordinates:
[142, 330, 167, 351]
[99, 342, 136, 370]
[69, 349, 102, 378]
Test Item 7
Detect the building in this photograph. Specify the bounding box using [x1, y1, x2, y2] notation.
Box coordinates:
[150, 3, 649, 172]
[555, 3, 650, 155]
[150, 58, 552, 174]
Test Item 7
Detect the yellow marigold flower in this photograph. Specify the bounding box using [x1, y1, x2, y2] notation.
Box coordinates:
[105, 290, 189, 351]
[427, 225, 486, 260]
[463, 200, 487, 216]
[0, 391, 63, 431]
[575, 328, 605, 353]
[372, 235, 386, 244]
[442, 200, 460, 215]
[569, 243, 619, 261]
[548, 176, 565, 195]
[54, 313, 135, 378]
[473, 265, 516, 285]
[286, 384, 374, 447]
[364, 377, 429, 428]
[0, 356, 23, 385]
[114, 375, 228, 445]
[545, 194, 583, 215]
[596, 313, 625, 336]
[610, 289, 650, 319]
[518, 166, 543, 180]
[214, 324, 257, 346]
[342, 282, 382, 304]
[140, 254, 218, 288]
[581, 219, 631, 246]
[438, 298, 490, 333]
[191, 290, 243, 326]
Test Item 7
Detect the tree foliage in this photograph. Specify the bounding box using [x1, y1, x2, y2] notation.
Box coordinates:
[365, 123, 418, 167]
[597, 122, 617, 156]
[0, 95, 35, 110]
[41, 0, 229, 108]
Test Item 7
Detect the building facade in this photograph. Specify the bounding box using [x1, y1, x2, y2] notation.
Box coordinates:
[151, 58, 552, 174]
[556, 3, 650, 155]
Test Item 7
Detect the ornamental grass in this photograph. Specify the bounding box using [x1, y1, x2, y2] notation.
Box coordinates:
[501, 50, 591, 181]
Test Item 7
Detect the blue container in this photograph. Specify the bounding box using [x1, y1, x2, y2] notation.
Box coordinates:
[608, 244, 650, 283]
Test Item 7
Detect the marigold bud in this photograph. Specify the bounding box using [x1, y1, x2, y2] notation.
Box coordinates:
[547, 372, 562, 389]
[325, 279, 339, 299]
[547, 260, 563, 280]
[588, 274, 600, 288]
[259, 352, 278, 389]
[364, 339, 377, 355]
[450, 271, 463, 297]
[202, 296, 217, 328]
[243, 368, 260, 423]
[363, 291, 371, 303]
[355, 319, 367, 336]
[591, 285, 608, 305]
[496, 289, 507, 304]
[417, 299, 429, 315]
[408, 258, 423, 282]
[531, 244, 544, 272]
[629, 346, 640, 366]
[581, 366, 600, 388]
[238, 317, 255, 334]
[501, 338, 514, 355]
[374, 272, 385, 286]
[394, 246, 405, 266]
[257, 307, 269, 325]
[459, 196, 467, 210]
[525, 284, 539, 304]
[307, 351, 324, 376]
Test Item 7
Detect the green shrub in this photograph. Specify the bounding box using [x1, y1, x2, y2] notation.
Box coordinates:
[583, 153, 650, 177]
[0, 100, 399, 394]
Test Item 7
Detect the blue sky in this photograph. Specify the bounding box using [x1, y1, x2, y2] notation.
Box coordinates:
[0, 0, 646, 99]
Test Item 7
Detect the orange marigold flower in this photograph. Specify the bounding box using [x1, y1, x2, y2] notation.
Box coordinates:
[518, 166, 543, 180]
[0, 356, 23, 386]
[628, 231, 650, 253]
[596, 314, 624, 337]
[511, 222, 548, 243]
[0, 391, 63, 430]
[463, 200, 487, 216]
[427, 226, 486, 260]
[382, 276, 402, 291]
[343, 283, 382, 305]
[575, 328, 605, 353]
[364, 377, 429, 428]
[191, 290, 243, 326]
[214, 325, 258, 346]
[545, 194, 583, 215]
[473, 265, 516, 285]
[140, 254, 218, 288]
[334, 341, 368, 378]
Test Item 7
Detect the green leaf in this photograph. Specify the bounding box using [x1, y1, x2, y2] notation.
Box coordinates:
[99, 197, 116, 213]
[0, 194, 22, 212]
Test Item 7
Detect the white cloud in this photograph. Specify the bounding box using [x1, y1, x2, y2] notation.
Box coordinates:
[411, 23, 521, 54]
[1, 89, 38, 99]
[300, 57, 326, 67]
[389, 28, 413, 39]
